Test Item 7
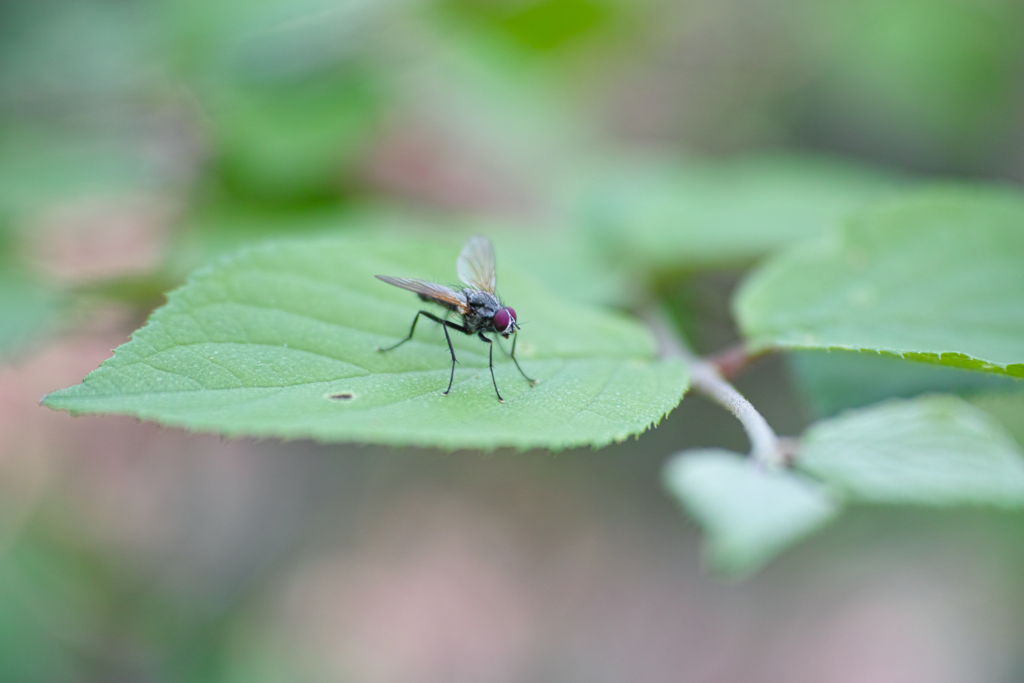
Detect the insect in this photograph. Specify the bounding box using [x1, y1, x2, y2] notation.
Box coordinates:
[375, 236, 536, 403]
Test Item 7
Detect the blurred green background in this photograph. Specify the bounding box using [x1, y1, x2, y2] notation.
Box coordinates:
[2, 0, 1024, 680]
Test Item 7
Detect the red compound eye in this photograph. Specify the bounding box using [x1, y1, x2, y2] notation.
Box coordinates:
[494, 307, 515, 333]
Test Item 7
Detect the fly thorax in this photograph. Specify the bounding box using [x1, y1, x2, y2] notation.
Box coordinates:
[462, 291, 497, 312]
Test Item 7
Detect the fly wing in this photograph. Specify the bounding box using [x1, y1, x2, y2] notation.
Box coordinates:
[375, 276, 468, 313]
[456, 236, 496, 293]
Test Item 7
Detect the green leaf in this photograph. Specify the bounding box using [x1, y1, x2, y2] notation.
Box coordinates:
[736, 186, 1024, 378]
[799, 395, 1024, 507]
[663, 450, 840, 577]
[43, 234, 687, 450]
[577, 154, 906, 271]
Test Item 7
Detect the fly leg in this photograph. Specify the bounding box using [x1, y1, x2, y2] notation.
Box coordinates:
[509, 331, 537, 386]
[377, 310, 429, 352]
[477, 332, 504, 403]
[378, 310, 468, 395]
[496, 332, 537, 386]
[440, 319, 459, 395]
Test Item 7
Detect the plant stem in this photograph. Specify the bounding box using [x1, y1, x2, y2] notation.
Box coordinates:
[643, 307, 785, 467]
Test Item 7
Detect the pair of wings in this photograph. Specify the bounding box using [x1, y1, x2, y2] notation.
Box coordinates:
[376, 236, 496, 313]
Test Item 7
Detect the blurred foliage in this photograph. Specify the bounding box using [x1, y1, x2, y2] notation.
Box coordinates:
[438, 0, 622, 52]
[803, 0, 1024, 170]
[165, 0, 395, 201]
[577, 153, 908, 275]
[200, 66, 382, 201]
[0, 128, 165, 223]
[799, 395, 1024, 507]
[664, 448, 839, 577]
[0, 541, 82, 683]
[2, 0, 1024, 677]
[0, 271, 57, 355]
[0, 225, 57, 355]
[670, 394, 1024, 575]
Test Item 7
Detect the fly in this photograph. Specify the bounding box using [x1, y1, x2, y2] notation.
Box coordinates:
[375, 236, 537, 403]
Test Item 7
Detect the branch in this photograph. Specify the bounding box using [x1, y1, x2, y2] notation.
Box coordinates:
[643, 307, 785, 467]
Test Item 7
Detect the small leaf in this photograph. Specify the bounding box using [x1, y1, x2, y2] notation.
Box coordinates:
[43, 234, 687, 450]
[799, 395, 1024, 507]
[663, 450, 840, 577]
[736, 186, 1024, 378]
[578, 154, 906, 271]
